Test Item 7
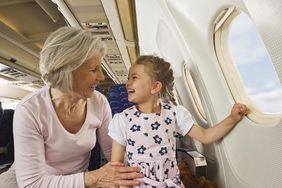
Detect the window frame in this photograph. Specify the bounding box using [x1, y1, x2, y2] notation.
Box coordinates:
[183, 63, 207, 124]
[213, 7, 282, 125]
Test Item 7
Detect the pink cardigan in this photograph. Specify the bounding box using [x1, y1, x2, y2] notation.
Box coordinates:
[14, 86, 112, 187]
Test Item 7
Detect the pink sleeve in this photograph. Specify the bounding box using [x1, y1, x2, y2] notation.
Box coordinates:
[13, 104, 85, 188]
[97, 98, 112, 161]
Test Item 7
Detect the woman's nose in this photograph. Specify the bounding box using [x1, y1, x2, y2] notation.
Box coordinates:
[98, 70, 105, 81]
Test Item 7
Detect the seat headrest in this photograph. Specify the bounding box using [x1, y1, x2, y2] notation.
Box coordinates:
[0, 102, 4, 119]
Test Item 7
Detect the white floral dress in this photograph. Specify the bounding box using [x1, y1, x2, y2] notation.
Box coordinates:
[108, 103, 194, 187]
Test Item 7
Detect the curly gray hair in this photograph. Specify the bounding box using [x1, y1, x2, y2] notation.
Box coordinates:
[40, 26, 106, 92]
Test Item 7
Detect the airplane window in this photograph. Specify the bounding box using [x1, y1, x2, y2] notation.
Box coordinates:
[214, 8, 282, 124]
[183, 64, 207, 122]
[228, 12, 282, 114]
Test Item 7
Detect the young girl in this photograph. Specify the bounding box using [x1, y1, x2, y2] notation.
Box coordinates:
[108, 55, 248, 187]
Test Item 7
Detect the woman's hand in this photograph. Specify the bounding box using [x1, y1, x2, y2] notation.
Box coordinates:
[84, 162, 144, 188]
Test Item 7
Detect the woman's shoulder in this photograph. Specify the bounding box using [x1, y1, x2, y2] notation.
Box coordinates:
[18, 86, 50, 107]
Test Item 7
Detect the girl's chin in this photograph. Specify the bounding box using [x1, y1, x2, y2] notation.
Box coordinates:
[128, 98, 138, 103]
[127, 97, 134, 102]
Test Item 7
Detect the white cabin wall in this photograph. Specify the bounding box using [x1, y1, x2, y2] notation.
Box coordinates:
[166, 0, 282, 188]
[136, 0, 282, 188]
[242, 0, 282, 83]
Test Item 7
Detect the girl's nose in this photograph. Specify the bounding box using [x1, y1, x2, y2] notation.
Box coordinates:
[126, 79, 131, 88]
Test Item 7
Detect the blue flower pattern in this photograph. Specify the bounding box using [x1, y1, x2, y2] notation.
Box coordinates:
[137, 145, 147, 154]
[151, 121, 161, 130]
[124, 103, 184, 187]
[164, 117, 172, 125]
[153, 135, 163, 144]
[127, 138, 135, 146]
[130, 124, 141, 132]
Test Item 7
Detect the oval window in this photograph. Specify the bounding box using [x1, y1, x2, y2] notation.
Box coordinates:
[214, 8, 282, 125]
[228, 12, 282, 114]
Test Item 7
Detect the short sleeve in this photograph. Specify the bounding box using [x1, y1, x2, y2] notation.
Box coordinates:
[108, 113, 127, 146]
[174, 105, 195, 136]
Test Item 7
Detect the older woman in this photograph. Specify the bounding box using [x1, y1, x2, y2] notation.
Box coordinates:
[11, 27, 143, 188]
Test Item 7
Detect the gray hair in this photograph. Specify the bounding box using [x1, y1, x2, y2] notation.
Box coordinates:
[40, 26, 106, 92]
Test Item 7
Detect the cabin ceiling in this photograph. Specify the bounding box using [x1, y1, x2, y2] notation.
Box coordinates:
[0, 0, 138, 94]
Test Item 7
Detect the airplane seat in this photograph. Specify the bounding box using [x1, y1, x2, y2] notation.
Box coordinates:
[88, 139, 101, 171]
[88, 86, 103, 171]
[108, 92, 119, 98]
[95, 85, 102, 93]
[109, 101, 121, 107]
[111, 106, 123, 114]
[108, 95, 119, 102]
[0, 107, 15, 167]
[122, 103, 134, 109]
[121, 97, 128, 103]
[108, 84, 136, 116]
[0, 102, 3, 119]
[119, 91, 128, 99]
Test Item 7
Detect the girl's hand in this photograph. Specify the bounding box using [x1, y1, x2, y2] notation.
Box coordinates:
[229, 103, 248, 122]
[84, 161, 144, 188]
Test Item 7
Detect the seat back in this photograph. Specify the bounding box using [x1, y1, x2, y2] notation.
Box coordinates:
[0, 107, 15, 165]
[108, 84, 135, 116]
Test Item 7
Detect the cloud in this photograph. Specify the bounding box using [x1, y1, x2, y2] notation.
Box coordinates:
[248, 87, 282, 113]
[228, 13, 271, 66]
[246, 81, 281, 95]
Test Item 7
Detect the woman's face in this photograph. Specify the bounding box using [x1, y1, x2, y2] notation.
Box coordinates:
[72, 51, 105, 99]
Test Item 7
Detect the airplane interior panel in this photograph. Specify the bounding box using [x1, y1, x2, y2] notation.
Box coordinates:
[0, 0, 281, 188]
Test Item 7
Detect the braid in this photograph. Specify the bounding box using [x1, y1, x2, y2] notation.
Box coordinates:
[135, 55, 177, 105]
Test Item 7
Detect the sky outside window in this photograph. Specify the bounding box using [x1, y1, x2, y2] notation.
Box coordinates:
[228, 12, 282, 114]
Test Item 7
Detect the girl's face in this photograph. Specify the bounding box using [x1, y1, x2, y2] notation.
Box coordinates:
[72, 51, 105, 99]
[126, 64, 156, 104]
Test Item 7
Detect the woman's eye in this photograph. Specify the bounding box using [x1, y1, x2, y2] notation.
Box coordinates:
[91, 68, 98, 72]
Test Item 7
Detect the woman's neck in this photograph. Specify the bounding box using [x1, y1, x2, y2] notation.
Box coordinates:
[50, 88, 86, 113]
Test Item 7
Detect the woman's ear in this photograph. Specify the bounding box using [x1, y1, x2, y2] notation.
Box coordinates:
[151, 81, 162, 94]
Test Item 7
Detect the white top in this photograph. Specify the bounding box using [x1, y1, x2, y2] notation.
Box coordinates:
[14, 86, 112, 188]
[109, 104, 194, 147]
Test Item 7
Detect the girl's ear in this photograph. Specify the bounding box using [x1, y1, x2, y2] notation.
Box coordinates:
[151, 81, 162, 94]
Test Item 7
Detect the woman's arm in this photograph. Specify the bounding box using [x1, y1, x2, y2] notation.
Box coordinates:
[187, 103, 248, 144]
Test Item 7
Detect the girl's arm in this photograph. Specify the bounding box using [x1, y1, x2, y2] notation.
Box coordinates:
[111, 140, 126, 162]
[187, 103, 248, 144]
[110, 141, 130, 188]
